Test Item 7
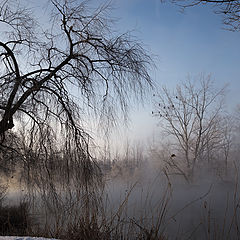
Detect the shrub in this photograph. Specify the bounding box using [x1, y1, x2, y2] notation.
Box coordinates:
[0, 202, 30, 235]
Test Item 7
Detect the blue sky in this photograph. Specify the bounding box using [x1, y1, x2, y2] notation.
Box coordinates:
[107, 0, 240, 145]
[113, 0, 240, 91]
[23, 0, 240, 147]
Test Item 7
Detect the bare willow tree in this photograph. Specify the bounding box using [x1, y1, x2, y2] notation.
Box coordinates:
[0, 0, 153, 184]
[171, 0, 240, 31]
[153, 75, 227, 181]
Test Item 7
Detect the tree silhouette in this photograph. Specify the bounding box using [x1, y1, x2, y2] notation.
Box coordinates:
[172, 0, 240, 31]
[153, 75, 227, 181]
[0, 0, 153, 183]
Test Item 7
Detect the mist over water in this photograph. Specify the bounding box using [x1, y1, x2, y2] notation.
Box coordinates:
[103, 158, 240, 239]
[3, 149, 240, 239]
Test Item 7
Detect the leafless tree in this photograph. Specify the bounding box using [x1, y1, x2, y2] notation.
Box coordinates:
[220, 117, 233, 174]
[153, 74, 227, 181]
[0, 0, 153, 185]
[171, 0, 240, 31]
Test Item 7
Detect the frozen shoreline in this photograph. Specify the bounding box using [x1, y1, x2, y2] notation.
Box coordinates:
[0, 237, 58, 240]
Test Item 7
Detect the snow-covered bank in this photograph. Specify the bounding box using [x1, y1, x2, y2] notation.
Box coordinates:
[0, 237, 58, 240]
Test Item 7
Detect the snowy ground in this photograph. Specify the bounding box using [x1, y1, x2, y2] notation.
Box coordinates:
[0, 237, 58, 240]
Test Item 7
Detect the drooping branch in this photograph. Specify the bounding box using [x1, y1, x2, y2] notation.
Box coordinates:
[0, 0, 153, 177]
[172, 0, 240, 31]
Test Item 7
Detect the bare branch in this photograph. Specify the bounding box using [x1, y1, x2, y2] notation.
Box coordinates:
[172, 0, 240, 31]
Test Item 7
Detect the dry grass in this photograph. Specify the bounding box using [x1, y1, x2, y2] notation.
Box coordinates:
[2, 157, 240, 239]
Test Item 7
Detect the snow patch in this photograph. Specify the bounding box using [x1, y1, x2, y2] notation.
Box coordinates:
[0, 237, 58, 240]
